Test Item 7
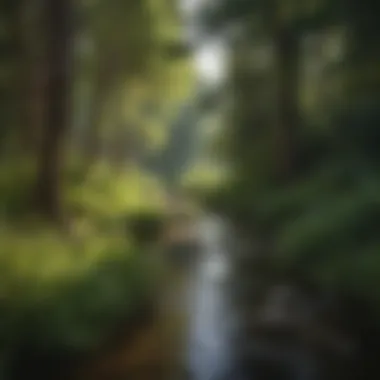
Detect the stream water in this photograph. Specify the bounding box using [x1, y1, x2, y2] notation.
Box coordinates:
[71, 213, 366, 380]
[186, 214, 234, 380]
[156, 205, 376, 380]
[180, 215, 323, 380]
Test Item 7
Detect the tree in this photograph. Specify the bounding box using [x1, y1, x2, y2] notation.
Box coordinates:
[77, 0, 193, 166]
[34, 0, 74, 221]
[203, 0, 380, 314]
[201, 0, 341, 181]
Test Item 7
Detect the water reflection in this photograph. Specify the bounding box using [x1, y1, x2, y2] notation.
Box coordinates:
[172, 215, 358, 380]
[186, 215, 233, 380]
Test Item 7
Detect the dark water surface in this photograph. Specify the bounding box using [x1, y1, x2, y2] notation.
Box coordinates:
[181, 214, 341, 380]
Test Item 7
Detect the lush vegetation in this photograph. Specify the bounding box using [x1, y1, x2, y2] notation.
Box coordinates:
[0, 162, 169, 377]
[200, 0, 380, 310]
[0, 0, 195, 377]
[3, 0, 380, 377]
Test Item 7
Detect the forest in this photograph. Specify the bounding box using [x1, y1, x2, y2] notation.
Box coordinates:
[0, 0, 380, 379]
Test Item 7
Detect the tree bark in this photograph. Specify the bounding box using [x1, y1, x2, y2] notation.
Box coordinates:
[273, 25, 300, 182]
[35, 0, 73, 221]
[19, 0, 45, 154]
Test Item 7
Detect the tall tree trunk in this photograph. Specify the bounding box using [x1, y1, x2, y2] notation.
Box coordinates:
[35, 0, 73, 221]
[19, 0, 45, 154]
[272, 26, 300, 182]
[0, 0, 30, 156]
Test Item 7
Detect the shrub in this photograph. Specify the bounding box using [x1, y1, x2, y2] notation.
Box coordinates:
[66, 162, 166, 222]
[0, 227, 158, 377]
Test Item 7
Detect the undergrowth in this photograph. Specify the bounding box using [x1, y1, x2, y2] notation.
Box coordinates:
[0, 160, 166, 378]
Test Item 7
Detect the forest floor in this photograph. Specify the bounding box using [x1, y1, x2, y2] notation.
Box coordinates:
[71, 196, 199, 380]
[74, 244, 193, 380]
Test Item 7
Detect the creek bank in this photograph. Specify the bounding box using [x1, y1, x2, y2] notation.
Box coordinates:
[227, 217, 380, 380]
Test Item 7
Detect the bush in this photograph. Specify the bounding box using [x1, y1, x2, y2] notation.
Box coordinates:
[0, 159, 167, 377]
[66, 162, 166, 222]
[0, 160, 166, 222]
[0, 160, 35, 218]
[127, 211, 167, 246]
[0, 227, 158, 377]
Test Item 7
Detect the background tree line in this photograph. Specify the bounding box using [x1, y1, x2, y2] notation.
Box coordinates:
[201, 0, 380, 310]
[0, 0, 195, 222]
[0, 1, 196, 378]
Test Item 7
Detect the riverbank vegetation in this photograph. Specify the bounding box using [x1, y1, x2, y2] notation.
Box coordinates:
[0, 0, 195, 378]
[200, 0, 380, 313]
[2, 0, 380, 378]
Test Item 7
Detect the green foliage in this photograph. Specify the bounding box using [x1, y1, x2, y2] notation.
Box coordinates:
[81, 0, 195, 156]
[204, 0, 380, 311]
[0, 160, 166, 222]
[66, 162, 166, 221]
[219, 128, 380, 305]
[0, 226, 156, 359]
[0, 0, 192, 376]
[127, 211, 167, 246]
[0, 159, 36, 217]
[0, 159, 166, 375]
[181, 162, 230, 193]
[201, 0, 333, 34]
